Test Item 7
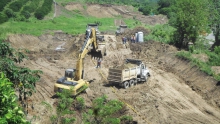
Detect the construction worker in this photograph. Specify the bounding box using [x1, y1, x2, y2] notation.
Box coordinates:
[124, 37, 127, 44]
[96, 58, 102, 68]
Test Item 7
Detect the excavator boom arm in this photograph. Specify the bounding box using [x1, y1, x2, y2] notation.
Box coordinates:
[74, 28, 97, 80]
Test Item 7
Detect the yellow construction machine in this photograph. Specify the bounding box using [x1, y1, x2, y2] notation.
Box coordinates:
[54, 27, 106, 95]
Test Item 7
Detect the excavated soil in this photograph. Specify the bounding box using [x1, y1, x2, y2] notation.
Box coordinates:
[7, 27, 220, 124]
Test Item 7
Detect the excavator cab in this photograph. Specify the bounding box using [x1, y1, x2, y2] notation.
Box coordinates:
[64, 69, 75, 79]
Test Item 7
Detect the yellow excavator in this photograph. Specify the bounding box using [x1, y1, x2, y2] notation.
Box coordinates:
[54, 26, 106, 95]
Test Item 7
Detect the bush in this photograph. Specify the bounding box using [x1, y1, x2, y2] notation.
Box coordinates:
[34, 0, 53, 20]
[34, 9, 44, 20]
[21, 0, 41, 14]
[145, 24, 175, 43]
[0, 0, 12, 12]
[4, 8, 16, 18]
[83, 95, 133, 124]
[21, 11, 31, 19]
[0, 73, 29, 124]
[50, 89, 76, 124]
[0, 12, 8, 24]
[9, 1, 23, 12]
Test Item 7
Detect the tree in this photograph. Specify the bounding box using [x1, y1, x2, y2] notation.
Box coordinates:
[0, 40, 42, 113]
[157, 0, 175, 17]
[138, 1, 159, 15]
[171, 0, 209, 48]
[209, 0, 220, 50]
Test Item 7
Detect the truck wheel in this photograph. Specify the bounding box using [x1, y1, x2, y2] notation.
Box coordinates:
[129, 80, 134, 87]
[123, 81, 129, 89]
[145, 76, 149, 83]
[134, 79, 137, 86]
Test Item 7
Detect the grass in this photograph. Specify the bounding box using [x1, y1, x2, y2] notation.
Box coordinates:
[0, 13, 139, 39]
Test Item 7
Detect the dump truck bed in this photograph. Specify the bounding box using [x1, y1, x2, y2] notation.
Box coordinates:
[108, 63, 140, 83]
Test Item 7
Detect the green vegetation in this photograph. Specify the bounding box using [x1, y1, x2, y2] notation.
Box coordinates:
[170, 0, 209, 48]
[0, 73, 29, 124]
[0, 39, 42, 120]
[145, 24, 175, 43]
[0, 15, 137, 39]
[0, 0, 12, 12]
[51, 89, 76, 124]
[138, 1, 159, 15]
[21, 0, 42, 19]
[209, 0, 220, 49]
[83, 95, 133, 124]
[34, 0, 53, 19]
[50, 90, 133, 124]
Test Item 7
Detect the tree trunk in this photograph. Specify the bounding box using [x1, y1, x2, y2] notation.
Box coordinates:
[211, 27, 220, 50]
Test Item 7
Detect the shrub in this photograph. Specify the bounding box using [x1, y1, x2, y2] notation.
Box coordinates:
[9, 1, 23, 12]
[4, 8, 16, 18]
[0, 73, 29, 124]
[145, 24, 175, 43]
[34, 0, 53, 20]
[83, 95, 133, 124]
[0, 12, 8, 24]
[21, 11, 31, 19]
[0, 0, 12, 12]
[50, 89, 76, 124]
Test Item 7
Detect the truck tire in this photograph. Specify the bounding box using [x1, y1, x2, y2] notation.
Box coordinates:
[123, 81, 129, 89]
[134, 79, 137, 85]
[129, 79, 134, 86]
[144, 76, 149, 83]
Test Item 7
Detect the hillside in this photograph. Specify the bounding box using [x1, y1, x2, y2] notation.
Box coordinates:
[2, 2, 220, 124]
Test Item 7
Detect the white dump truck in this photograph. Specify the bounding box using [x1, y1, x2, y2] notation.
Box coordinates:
[107, 59, 150, 88]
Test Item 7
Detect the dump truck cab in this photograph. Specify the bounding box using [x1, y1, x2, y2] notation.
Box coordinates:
[116, 25, 128, 36]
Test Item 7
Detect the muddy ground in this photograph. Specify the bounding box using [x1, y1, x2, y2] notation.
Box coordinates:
[7, 27, 220, 124]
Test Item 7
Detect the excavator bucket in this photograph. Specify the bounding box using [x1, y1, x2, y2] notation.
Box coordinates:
[90, 41, 106, 58]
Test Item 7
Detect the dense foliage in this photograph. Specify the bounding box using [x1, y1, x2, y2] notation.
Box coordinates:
[0, 39, 42, 114]
[21, 0, 41, 19]
[170, 0, 209, 48]
[0, 0, 12, 12]
[9, 0, 29, 12]
[34, 0, 53, 20]
[50, 89, 76, 124]
[209, 0, 220, 49]
[83, 95, 133, 124]
[145, 24, 175, 43]
[0, 73, 29, 124]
